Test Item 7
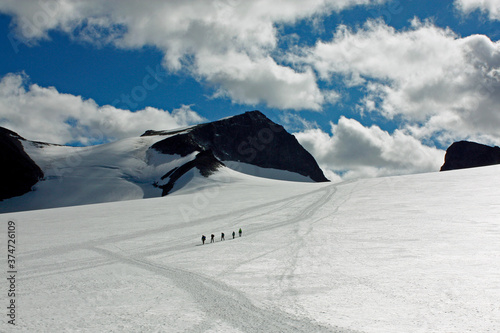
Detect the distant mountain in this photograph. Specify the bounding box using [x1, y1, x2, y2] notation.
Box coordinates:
[0, 127, 44, 201]
[440, 141, 500, 171]
[0, 111, 328, 212]
[144, 111, 329, 193]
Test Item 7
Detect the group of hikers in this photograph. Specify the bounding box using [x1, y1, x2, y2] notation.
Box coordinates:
[201, 228, 242, 244]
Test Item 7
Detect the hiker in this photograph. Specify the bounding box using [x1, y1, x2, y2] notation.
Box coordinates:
[221, 232, 225, 241]
[239, 228, 242, 237]
[211, 234, 215, 243]
[201, 235, 206, 245]
[232, 231, 235, 239]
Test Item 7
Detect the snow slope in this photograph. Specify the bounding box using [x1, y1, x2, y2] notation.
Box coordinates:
[1, 165, 500, 332]
[0, 133, 317, 213]
[1, 136, 167, 212]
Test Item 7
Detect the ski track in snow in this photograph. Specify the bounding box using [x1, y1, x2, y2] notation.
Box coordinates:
[14, 182, 360, 332]
[90, 247, 353, 333]
[7, 167, 500, 332]
[19, 183, 334, 262]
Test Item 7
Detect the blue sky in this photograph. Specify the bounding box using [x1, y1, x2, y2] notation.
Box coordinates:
[0, 0, 499, 180]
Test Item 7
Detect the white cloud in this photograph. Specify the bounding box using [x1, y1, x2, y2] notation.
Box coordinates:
[298, 19, 500, 145]
[455, 0, 500, 20]
[294, 117, 445, 181]
[199, 53, 325, 110]
[5, 1, 496, 179]
[0, 0, 386, 111]
[0, 73, 205, 145]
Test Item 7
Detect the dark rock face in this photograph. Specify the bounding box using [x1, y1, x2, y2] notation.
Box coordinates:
[156, 150, 224, 196]
[0, 127, 44, 200]
[145, 110, 329, 183]
[440, 141, 500, 171]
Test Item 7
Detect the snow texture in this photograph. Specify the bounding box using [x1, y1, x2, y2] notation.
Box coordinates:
[1, 165, 500, 332]
[0, 134, 317, 213]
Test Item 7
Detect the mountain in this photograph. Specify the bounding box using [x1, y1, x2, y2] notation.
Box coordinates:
[440, 140, 500, 171]
[144, 111, 329, 185]
[0, 126, 44, 201]
[0, 111, 328, 212]
[4, 161, 500, 332]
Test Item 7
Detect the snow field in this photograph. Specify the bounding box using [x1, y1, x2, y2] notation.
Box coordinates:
[1, 135, 317, 213]
[1, 165, 500, 332]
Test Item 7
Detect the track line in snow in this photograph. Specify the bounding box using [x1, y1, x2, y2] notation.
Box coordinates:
[20, 258, 113, 281]
[16, 181, 363, 332]
[90, 246, 359, 333]
[19, 183, 334, 261]
[247, 184, 337, 235]
[218, 184, 337, 270]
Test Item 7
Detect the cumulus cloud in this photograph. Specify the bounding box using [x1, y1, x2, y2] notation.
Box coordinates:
[0, 73, 205, 145]
[455, 0, 500, 20]
[0, 0, 386, 111]
[294, 117, 445, 181]
[199, 53, 325, 110]
[3, 1, 496, 180]
[296, 19, 500, 146]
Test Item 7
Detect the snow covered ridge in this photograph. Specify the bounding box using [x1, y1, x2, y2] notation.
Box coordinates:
[1, 164, 499, 332]
[0, 111, 328, 213]
[144, 110, 329, 183]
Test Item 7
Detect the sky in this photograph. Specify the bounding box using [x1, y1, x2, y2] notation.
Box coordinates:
[0, 0, 499, 181]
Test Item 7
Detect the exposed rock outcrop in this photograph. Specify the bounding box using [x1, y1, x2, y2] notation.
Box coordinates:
[0, 111, 328, 208]
[156, 150, 225, 196]
[144, 111, 329, 183]
[440, 141, 500, 171]
[0, 127, 44, 200]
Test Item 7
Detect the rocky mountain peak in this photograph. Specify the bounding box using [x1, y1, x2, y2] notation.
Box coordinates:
[147, 110, 329, 183]
[0, 127, 44, 200]
[440, 140, 500, 171]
